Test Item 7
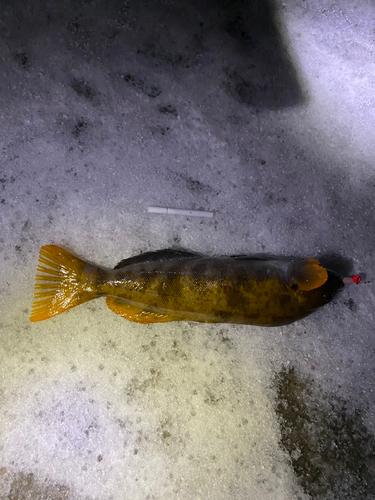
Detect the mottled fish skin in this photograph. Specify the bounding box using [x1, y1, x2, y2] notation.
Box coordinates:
[86, 256, 343, 326]
[30, 246, 343, 325]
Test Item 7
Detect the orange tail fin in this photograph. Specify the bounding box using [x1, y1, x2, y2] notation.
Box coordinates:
[30, 245, 96, 322]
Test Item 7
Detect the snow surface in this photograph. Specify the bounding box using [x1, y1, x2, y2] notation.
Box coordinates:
[0, 0, 374, 499]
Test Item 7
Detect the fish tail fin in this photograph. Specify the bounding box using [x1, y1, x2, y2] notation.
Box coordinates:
[30, 245, 98, 322]
[290, 258, 328, 291]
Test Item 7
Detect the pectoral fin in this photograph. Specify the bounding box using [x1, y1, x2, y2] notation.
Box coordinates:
[105, 297, 180, 323]
[289, 258, 328, 291]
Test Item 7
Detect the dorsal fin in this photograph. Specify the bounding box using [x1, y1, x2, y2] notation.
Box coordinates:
[230, 254, 276, 261]
[289, 258, 328, 291]
[114, 248, 201, 270]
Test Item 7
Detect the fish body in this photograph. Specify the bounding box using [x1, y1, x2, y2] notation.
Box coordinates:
[30, 245, 344, 326]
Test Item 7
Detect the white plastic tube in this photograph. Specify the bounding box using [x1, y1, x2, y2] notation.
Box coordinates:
[148, 206, 214, 218]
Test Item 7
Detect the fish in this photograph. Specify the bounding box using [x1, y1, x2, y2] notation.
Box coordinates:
[30, 245, 360, 327]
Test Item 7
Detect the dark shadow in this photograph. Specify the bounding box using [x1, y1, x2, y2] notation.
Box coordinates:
[318, 254, 354, 277]
[217, 0, 304, 108]
[2, 0, 305, 110]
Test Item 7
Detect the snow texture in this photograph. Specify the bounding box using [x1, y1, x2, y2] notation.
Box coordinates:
[0, 0, 374, 499]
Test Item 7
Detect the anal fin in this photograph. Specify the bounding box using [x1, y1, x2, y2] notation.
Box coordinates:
[105, 297, 180, 324]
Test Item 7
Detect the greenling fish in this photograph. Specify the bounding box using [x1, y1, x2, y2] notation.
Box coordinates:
[30, 245, 361, 326]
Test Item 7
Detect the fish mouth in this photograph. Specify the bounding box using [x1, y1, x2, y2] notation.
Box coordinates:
[321, 271, 344, 303]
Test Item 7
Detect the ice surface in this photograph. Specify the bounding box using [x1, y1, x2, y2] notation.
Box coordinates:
[0, 0, 374, 499]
